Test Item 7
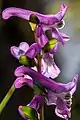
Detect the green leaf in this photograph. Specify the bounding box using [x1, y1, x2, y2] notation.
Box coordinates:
[43, 39, 58, 52]
[21, 106, 38, 120]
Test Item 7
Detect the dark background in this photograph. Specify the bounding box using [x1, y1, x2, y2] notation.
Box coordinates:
[0, 0, 80, 120]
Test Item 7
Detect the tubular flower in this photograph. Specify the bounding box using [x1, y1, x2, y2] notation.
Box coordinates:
[2, 4, 67, 26]
[10, 42, 41, 59]
[2, 4, 69, 45]
[14, 66, 78, 120]
[18, 94, 44, 120]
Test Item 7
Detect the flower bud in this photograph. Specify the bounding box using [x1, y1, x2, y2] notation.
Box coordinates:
[29, 14, 40, 31]
[43, 39, 58, 52]
[19, 55, 36, 67]
[19, 106, 38, 120]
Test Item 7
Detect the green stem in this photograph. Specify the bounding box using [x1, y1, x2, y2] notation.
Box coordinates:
[0, 84, 15, 114]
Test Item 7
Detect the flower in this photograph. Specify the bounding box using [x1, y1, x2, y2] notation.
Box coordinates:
[2, 4, 67, 26]
[14, 66, 78, 120]
[10, 42, 41, 59]
[18, 94, 44, 120]
[2, 4, 69, 45]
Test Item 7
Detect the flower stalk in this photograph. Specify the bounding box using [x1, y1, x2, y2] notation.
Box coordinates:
[0, 84, 15, 114]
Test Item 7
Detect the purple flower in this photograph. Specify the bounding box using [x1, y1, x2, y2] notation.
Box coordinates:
[14, 66, 78, 120]
[18, 94, 44, 120]
[10, 42, 41, 59]
[2, 4, 69, 46]
[2, 4, 67, 26]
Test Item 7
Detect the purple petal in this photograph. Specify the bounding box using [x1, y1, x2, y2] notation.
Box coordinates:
[46, 90, 57, 105]
[19, 42, 29, 53]
[14, 66, 78, 94]
[52, 28, 65, 45]
[63, 75, 78, 93]
[36, 25, 48, 47]
[55, 4, 68, 21]
[38, 34, 48, 47]
[10, 46, 20, 59]
[55, 97, 71, 120]
[42, 53, 60, 79]
[2, 4, 67, 25]
[28, 94, 44, 111]
[60, 32, 69, 41]
[26, 43, 41, 58]
[14, 77, 33, 88]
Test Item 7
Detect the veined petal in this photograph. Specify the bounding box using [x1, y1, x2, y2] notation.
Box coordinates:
[2, 4, 67, 25]
[19, 42, 29, 53]
[48, 63, 60, 79]
[55, 97, 71, 120]
[14, 77, 33, 88]
[26, 43, 41, 58]
[42, 53, 60, 79]
[14, 66, 78, 94]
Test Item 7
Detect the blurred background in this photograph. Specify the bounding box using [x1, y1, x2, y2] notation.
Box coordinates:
[0, 0, 80, 120]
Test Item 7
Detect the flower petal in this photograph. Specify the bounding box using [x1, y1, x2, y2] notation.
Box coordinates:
[2, 4, 67, 25]
[55, 4, 68, 21]
[19, 42, 29, 53]
[10, 46, 20, 59]
[60, 32, 70, 41]
[42, 53, 60, 79]
[26, 43, 41, 58]
[36, 25, 48, 47]
[46, 90, 57, 105]
[52, 28, 65, 45]
[48, 63, 60, 79]
[14, 77, 33, 88]
[55, 97, 71, 120]
[14, 66, 78, 94]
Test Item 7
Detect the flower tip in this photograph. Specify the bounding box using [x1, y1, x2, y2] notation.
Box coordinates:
[73, 74, 78, 83]
[61, 3, 68, 10]
[2, 8, 11, 19]
[14, 66, 25, 76]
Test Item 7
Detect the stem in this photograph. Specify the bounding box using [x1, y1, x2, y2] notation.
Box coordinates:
[0, 84, 15, 114]
[40, 106, 44, 120]
[34, 30, 44, 120]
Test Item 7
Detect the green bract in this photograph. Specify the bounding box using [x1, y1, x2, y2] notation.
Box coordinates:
[19, 55, 36, 67]
[43, 39, 58, 52]
[21, 106, 38, 120]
